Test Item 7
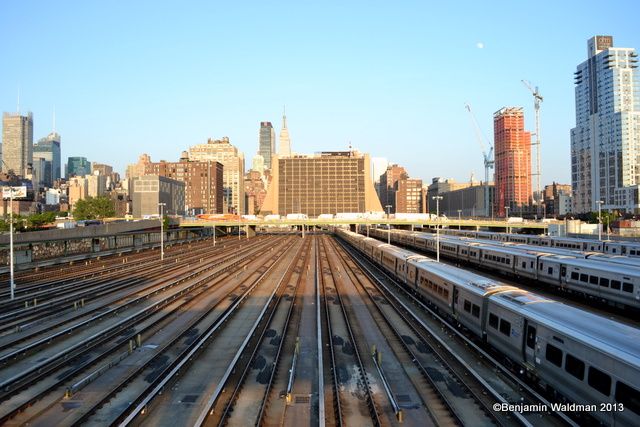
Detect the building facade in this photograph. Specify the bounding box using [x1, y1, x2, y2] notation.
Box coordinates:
[145, 158, 224, 215]
[244, 169, 268, 215]
[188, 137, 245, 214]
[258, 122, 275, 170]
[571, 35, 640, 213]
[395, 178, 424, 213]
[494, 107, 532, 217]
[438, 183, 495, 218]
[67, 156, 91, 178]
[2, 112, 33, 176]
[260, 151, 383, 217]
[132, 175, 185, 218]
[379, 164, 408, 213]
[33, 132, 61, 187]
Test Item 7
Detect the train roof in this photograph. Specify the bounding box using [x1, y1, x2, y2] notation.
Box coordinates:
[379, 243, 426, 260]
[491, 291, 640, 366]
[542, 255, 640, 276]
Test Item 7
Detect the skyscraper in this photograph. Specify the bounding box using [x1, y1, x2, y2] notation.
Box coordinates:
[571, 35, 640, 213]
[67, 156, 91, 178]
[279, 110, 291, 157]
[379, 164, 408, 213]
[34, 132, 61, 187]
[493, 107, 531, 217]
[2, 112, 33, 176]
[258, 122, 275, 170]
[189, 137, 245, 214]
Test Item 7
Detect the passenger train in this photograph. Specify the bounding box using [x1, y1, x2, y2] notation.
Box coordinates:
[437, 228, 640, 257]
[366, 228, 640, 310]
[336, 228, 640, 426]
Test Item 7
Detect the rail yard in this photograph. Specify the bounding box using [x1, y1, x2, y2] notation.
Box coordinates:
[0, 230, 638, 427]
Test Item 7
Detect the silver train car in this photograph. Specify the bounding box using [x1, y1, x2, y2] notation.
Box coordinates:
[336, 228, 640, 426]
[367, 227, 640, 310]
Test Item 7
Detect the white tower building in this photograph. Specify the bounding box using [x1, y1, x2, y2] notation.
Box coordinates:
[279, 108, 292, 157]
[571, 35, 640, 213]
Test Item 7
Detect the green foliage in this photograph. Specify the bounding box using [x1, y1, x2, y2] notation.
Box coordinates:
[27, 211, 58, 228]
[586, 211, 618, 225]
[73, 197, 115, 220]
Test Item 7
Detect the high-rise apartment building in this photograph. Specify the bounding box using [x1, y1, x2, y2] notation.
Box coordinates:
[67, 156, 91, 178]
[260, 151, 382, 217]
[379, 164, 408, 213]
[33, 132, 61, 187]
[145, 157, 224, 214]
[126, 153, 152, 180]
[188, 137, 245, 214]
[279, 112, 291, 157]
[258, 122, 276, 170]
[494, 107, 532, 217]
[571, 35, 640, 213]
[2, 112, 33, 176]
[245, 169, 268, 215]
[395, 178, 423, 213]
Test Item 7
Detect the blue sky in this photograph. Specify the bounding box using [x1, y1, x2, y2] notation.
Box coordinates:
[1, 1, 639, 186]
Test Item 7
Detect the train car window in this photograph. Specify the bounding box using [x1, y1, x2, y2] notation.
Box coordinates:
[564, 354, 585, 380]
[548, 267, 553, 275]
[489, 313, 498, 329]
[631, 250, 637, 256]
[522, 262, 526, 269]
[615, 382, 640, 415]
[499, 319, 511, 336]
[472, 304, 480, 318]
[463, 300, 471, 313]
[530, 261, 534, 268]
[545, 344, 563, 367]
[506, 259, 511, 265]
[580, 274, 588, 283]
[623, 283, 633, 293]
[539, 262, 543, 270]
[588, 367, 611, 396]
[611, 280, 621, 290]
[589, 276, 599, 285]
[526, 325, 536, 349]
[599, 278, 609, 288]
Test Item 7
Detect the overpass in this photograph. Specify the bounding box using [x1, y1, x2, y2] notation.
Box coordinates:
[179, 218, 551, 234]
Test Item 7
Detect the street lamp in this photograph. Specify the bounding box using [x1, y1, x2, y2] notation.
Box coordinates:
[596, 200, 604, 241]
[158, 202, 166, 261]
[457, 209, 462, 230]
[1, 160, 15, 300]
[385, 205, 392, 244]
[432, 196, 443, 262]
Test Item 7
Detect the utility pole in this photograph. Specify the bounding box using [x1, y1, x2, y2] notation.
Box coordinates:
[158, 203, 166, 261]
[432, 196, 443, 262]
[522, 80, 543, 218]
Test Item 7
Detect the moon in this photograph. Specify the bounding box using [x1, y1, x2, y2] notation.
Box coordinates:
[476, 42, 484, 49]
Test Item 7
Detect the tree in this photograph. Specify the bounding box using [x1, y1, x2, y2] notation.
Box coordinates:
[27, 211, 58, 228]
[73, 196, 115, 220]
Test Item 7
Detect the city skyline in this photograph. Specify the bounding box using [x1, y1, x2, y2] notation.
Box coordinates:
[1, 1, 639, 186]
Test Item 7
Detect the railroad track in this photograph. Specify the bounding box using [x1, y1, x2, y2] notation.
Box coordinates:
[0, 236, 293, 425]
[336, 235, 577, 427]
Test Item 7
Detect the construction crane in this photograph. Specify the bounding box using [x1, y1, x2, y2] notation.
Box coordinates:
[522, 80, 543, 217]
[465, 103, 494, 217]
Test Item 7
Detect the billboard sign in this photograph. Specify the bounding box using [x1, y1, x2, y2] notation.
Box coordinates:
[2, 186, 27, 199]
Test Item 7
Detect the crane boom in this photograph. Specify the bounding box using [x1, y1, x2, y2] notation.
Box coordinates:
[465, 103, 494, 217]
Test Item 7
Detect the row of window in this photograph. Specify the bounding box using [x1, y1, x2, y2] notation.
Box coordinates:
[462, 299, 480, 318]
[488, 312, 511, 336]
[569, 271, 634, 292]
[545, 343, 639, 414]
[418, 275, 450, 300]
[483, 254, 512, 265]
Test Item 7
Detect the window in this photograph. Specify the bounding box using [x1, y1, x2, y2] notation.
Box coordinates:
[472, 304, 480, 318]
[580, 274, 588, 283]
[545, 344, 563, 367]
[489, 313, 498, 329]
[599, 278, 610, 288]
[589, 276, 599, 285]
[564, 354, 585, 380]
[522, 262, 526, 269]
[588, 367, 611, 396]
[623, 283, 634, 293]
[499, 319, 511, 336]
[463, 300, 471, 313]
[616, 382, 640, 415]
[526, 325, 536, 349]
[548, 267, 553, 275]
[571, 272, 579, 280]
[611, 280, 621, 290]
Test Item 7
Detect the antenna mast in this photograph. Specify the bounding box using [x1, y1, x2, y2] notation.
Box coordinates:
[522, 80, 543, 217]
